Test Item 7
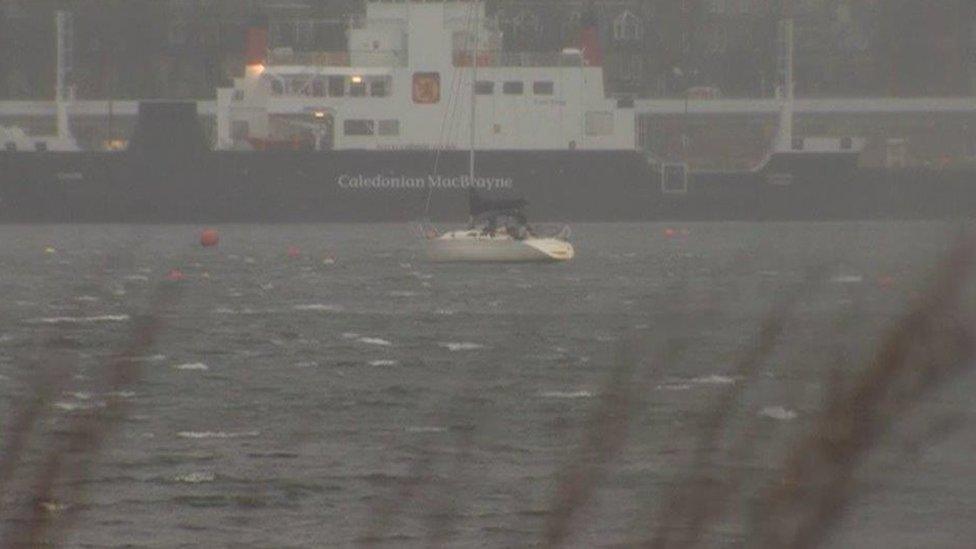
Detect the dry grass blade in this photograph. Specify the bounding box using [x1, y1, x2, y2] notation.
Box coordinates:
[543, 335, 687, 548]
[752, 233, 976, 549]
[647, 269, 824, 549]
[0, 284, 181, 549]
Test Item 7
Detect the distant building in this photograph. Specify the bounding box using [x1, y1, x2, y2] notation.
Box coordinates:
[0, 0, 973, 100]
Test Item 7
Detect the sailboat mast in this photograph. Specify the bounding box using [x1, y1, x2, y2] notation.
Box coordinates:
[469, 0, 480, 185]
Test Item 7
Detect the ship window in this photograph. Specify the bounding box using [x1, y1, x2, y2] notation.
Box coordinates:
[4, 142, 15, 151]
[231, 120, 249, 140]
[233, 89, 245, 101]
[841, 137, 853, 150]
[370, 79, 388, 97]
[378, 120, 400, 136]
[344, 119, 374, 136]
[792, 137, 804, 151]
[585, 111, 614, 136]
[35, 141, 48, 152]
[271, 79, 284, 95]
[503, 81, 524, 95]
[475, 81, 494, 95]
[350, 79, 367, 97]
[328, 76, 345, 97]
[533, 81, 554, 95]
[311, 79, 325, 97]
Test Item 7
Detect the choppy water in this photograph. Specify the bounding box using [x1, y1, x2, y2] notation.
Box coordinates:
[1, 223, 974, 548]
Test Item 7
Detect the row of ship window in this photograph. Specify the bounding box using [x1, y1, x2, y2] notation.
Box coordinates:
[257, 76, 556, 98]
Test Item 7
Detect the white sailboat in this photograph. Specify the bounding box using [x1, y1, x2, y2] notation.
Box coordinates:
[424, 1, 574, 264]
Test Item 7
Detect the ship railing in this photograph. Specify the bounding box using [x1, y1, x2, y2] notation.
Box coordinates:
[452, 51, 583, 68]
[269, 49, 407, 67]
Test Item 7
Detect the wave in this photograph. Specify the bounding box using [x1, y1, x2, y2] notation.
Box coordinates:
[831, 275, 863, 284]
[656, 383, 693, 391]
[759, 406, 798, 421]
[389, 291, 419, 297]
[439, 342, 485, 352]
[27, 314, 130, 325]
[174, 472, 216, 484]
[173, 362, 209, 371]
[357, 337, 392, 346]
[406, 426, 446, 433]
[177, 431, 260, 440]
[53, 400, 106, 411]
[689, 375, 736, 385]
[369, 360, 398, 367]
[292, 304, 343, 312]
[540, 390, 594, 399]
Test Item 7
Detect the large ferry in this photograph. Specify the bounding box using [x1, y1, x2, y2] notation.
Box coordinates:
[0, 1, 974, 223]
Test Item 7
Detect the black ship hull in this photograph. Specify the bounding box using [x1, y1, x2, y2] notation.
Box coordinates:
[0, 149, 973, 223]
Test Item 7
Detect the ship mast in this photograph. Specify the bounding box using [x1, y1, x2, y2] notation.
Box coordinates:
[469, 0, 480, 185]
[777, 1, 795, 151]
[55, 11, 73, 141]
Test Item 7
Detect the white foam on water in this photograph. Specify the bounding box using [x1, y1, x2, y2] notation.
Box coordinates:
[27, 314, 130, 325]
[260, 283, 274, 290]
[406, 426, 445, 434]
[342, 332, 360, 339]
[439, 342, 485, 352]
[40, 501, 68, 513]
[368, 360, 398, 367]
[174, 472, 216, 484]
[399, 262, 413, 269]
[133, 354, 166, 362]
[389, 291, 418, 297]
[294, 361, 319, 368]
[67, 391, 93, 400]
[173, 362, 209, 371]
[177, 431, 259, 439]
[434, 309, 455, 316]
[54, 400, 105, 412]
[105, 390, 137, 399]
[831, 275, 863, 284]
[124, 275, 150, 282]
[74, 295, 99, 302]
[357, 337, 392, 346]
[540, 390, 594, 399]
[759, 406, 798, 421]
[657, 383, 693, 391]
[690, 375, 737, 385]
[293, 304, 343, 312]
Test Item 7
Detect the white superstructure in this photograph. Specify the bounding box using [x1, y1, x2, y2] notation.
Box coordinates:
[216, 1, 635, 152]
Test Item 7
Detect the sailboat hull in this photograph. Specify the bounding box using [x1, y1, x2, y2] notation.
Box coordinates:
[427, 234, 574, 263]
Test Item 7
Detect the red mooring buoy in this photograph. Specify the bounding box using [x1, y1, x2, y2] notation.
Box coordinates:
[200, 229, 219, 247]
[166, 268, 186, 282]
[287, 245, 302, 259]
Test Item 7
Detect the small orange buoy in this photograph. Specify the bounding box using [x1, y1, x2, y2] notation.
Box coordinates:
[200, 229, 219, 248]
[165, 268, 186, 282]
[664, 228, 677, 238]
[287, 246, 302, 259]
